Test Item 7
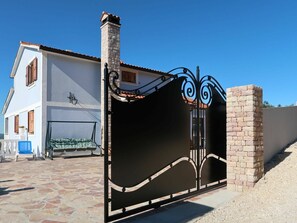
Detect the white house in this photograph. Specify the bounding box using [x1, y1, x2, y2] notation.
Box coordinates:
[1, 40, 167, 157]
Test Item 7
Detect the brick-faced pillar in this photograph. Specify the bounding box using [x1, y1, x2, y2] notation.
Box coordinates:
[226, 85, 264, 192]
[100, 12, 121, 150]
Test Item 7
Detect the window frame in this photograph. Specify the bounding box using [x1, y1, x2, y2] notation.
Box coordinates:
[14, 115, 19, 134]
[5, 117, 8, 135]
[121, 70, 138, 85]
[28, 110, 34, 134]
[26, 57, 38, 86]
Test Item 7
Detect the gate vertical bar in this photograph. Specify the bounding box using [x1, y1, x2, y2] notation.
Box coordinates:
[196, 66, 200, 190]
[104, 63, 109, 223]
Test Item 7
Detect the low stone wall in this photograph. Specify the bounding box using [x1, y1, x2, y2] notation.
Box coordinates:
[263, 106, 297, 163]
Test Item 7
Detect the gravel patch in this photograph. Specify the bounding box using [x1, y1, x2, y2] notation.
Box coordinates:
[195, 142, 297, 223]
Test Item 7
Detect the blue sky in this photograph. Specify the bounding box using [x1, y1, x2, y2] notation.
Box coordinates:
[0, 0, 297, 133]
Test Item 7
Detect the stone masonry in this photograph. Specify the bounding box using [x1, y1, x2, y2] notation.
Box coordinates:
[100, 12, 121, 150]
[226, 85, 264, 192]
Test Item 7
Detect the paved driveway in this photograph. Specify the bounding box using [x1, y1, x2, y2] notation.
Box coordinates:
[0, 155, 237, 223]
[0, 156, 104, 223]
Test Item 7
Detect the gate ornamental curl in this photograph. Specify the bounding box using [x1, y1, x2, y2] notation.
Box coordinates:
[104, 64, 226, 222]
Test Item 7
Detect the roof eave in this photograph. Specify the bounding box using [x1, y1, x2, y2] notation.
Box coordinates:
[10, 42, 40, 78]
[2, 88, 14, 115]
[120, 62, 170, 76]
[10, 41, 169, 78]
[39, 45, 101, 62]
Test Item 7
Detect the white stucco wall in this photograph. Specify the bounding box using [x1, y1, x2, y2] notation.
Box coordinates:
[120, 68, 164, 92]
[5, 48, 42, 115]
[4, 47, 43, 154]
[3, 47, 167, 155]
[47, 53, 101, 105]
[45, 53, 101, 147]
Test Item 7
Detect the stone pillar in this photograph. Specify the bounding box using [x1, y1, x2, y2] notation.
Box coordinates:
[226, 85, 264, 192]
[100, 12, 121, 150]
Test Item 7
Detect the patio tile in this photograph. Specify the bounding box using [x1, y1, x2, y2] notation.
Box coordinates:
[0, 156, 104, 223]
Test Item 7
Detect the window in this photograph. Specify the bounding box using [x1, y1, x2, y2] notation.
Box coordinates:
[5, 117, 8, 135]
[26, 58, 38, 86]
[14, 115, 19, 134]
[122, 70, 137, 84]
[28, 110, 34, 134]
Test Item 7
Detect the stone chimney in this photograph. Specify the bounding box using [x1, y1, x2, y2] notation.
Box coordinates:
[100, 12, 121, 150]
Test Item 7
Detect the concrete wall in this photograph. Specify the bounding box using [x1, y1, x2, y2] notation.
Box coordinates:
[263, 106, 297, 163]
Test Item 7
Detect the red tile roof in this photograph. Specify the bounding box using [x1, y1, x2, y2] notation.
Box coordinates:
[120, 62, 168, 76]
[21, 41, 100, 62]
[20, 41, 168, 76]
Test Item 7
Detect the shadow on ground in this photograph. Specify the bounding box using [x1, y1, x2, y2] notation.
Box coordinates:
[265, 151, 292, 174]
[63, 154, 102, 159]
[0, 186, 34, 196]
[265, 140, 297, 174]
[114, 201, 213, 223]
[0, 180, 14, 183]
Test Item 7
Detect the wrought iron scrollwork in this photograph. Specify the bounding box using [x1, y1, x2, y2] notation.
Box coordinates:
[106, 64, 172, 102]
[106, 63, 225, 106]
[167, 67, 198, 104]
[199, 75, 226, 106]
[106, 64, 200, 104]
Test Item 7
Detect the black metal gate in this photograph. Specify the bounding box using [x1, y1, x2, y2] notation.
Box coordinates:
[104, 64, 226, 222]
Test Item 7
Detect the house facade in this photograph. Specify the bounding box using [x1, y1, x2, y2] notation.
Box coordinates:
[2, 41, 166, 157]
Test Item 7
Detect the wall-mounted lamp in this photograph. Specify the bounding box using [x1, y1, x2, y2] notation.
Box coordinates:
[67, 92, 78, 105]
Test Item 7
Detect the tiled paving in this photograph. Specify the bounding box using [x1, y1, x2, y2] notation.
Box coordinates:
[0, 156, 236, 223]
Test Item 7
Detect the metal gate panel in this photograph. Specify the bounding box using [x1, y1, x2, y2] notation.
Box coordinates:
[198, 77, 227, 188]
[110, 77, 197, 211]
[111, 160, 196, 210]
[111, 78, 192, 189]
[104, 64, 227, 222]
